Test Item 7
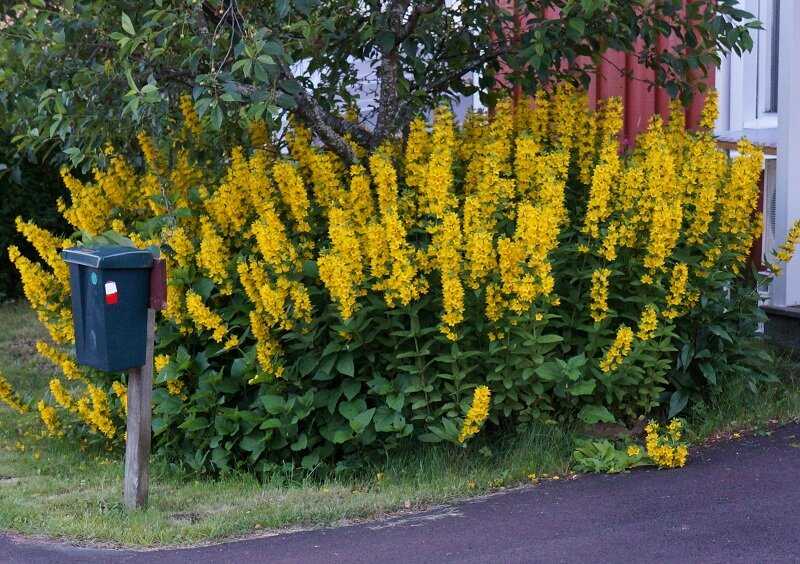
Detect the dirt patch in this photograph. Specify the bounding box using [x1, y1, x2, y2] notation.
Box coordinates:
[170, 511, 205, 525]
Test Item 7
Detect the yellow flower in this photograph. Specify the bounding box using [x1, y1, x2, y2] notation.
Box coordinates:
[636, 304, 659, 340]
[0, 373, 27, 414]
[248, 119, 269, 148]
[36, 342, 83, 380]
[272, 161, 311, 233]
[432, 212, 464, 339]
[772, 219, 800, 265]
[590, 268, 611, 324]
[111, 381, 127, 414]
[583, 144, 621, 238]
[458, 385, 491, 443]
[37, 400, 61, 436]
[664, 263, 689, 320]
[599, 325, 633, 373]
[626, 445, 641, 457]
[49, 378, 74, 411]
[318, 207, 366, 319]
[185, 290, 228, 342]
[166, 378, 185, 397]
[418, 107, 456, 218]
[168, 227, 195, 269]
[76, 384, 116, 439]
[196, 217, 231, 288]
[179, 94, 202, 136]
[154, 354, 171, 373]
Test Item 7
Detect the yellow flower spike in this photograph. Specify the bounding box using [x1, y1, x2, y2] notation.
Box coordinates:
[636, 304, 659, 341]
[154, 354, 171, 373]
[49, 378, 74, 411]
[37, 400, 62, 437]
[179, 94, 202, 136]
[664, 263, 689, 320]
[599, 325, 633, 373]
[589, 268, 611, 324]
[36, 342, 83, 380]
[0, 373, 28, 414]
[318, 207, 366, 320]
[458, 385, 491, 443]
[185, 291, 229, 343]
[111, 381, 128, 414]
[272, 161, 311, 233]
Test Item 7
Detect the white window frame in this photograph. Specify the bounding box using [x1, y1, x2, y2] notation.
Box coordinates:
[716, 0, 780, 133]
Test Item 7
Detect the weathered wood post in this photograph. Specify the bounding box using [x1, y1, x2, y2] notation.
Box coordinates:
[124, 258, 166, 510]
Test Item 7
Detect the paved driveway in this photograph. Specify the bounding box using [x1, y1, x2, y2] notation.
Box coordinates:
[3, 423, 800, 563]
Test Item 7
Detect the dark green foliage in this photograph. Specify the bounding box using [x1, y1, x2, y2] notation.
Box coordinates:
[0, 144, 68, 300]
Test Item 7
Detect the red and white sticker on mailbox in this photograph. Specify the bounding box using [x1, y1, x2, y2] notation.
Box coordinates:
[104, 281, 119, 305]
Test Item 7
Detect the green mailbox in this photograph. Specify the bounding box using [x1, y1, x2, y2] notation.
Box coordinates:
[62, 246, 154, 372]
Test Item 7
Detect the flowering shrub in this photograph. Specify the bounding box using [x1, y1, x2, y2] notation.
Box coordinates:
[8, 87, 797, 473]
[644, 419, 689, 469]
[572, 418, 688, 473]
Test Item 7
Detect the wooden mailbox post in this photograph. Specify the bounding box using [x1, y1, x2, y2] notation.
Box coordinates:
[124, 258, 166, 510]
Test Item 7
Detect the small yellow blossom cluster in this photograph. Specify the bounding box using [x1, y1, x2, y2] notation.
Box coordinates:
[636, 304, 659, 341]
[166, 378, 185, 398]
[664, 263, 689, 320]
[590, 268, 611, 323]
[49, 378, 73, 410]
[7, 246, 73, 344]
[458, 385, 491, 443]
[768, 219, 800, 275]
[0, 373, 28, 414]
[645, 420, 689, 469]
[37, 400, 62, 436]
[111, 381, 127, 414]
[599, 325, 634, 373]
[185, 290, 230, 343]
[179, 94, 202, 136]
[36, 341, 83, 380]
[76, 384, 116, 439]
[154, 354, 171, 373]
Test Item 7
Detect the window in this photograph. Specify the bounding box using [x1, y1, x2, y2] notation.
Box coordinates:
[756, 0, 780, 117]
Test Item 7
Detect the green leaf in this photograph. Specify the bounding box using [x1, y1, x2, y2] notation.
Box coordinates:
[297, 355, 317, 377]
[375, 30, 396, 52]
[291, 433, 308, 451]
[537, 334, 564, 344]
[668, 390, 689, 418]
[338, 398, 366, 421]
[568, 379, 596, 396]
[578, 405, 615, 424]
[121, 12, 135, 36]
[350, 408, 375, 433]
[260, 394, 285, 415]
[699, 362, 716, 385]
[342, 379, 361, 400]
[535, 362, 562, 382]
[332, 427, 353, 444]
[239, 433, 264, 452]
[336, 352, 355, 377]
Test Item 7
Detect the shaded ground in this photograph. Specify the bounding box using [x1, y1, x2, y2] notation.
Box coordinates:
[3, 423, 800, 563]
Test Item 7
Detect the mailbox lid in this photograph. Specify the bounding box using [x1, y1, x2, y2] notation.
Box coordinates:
[62, 246, 153, 270]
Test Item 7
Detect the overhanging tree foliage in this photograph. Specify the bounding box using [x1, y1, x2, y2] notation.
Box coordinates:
[0, 0, 757, 171]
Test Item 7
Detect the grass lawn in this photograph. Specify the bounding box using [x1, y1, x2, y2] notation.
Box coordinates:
[0, 302, 798, 547]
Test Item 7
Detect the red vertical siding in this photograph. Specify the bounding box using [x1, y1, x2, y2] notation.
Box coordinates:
[588, 51, 714, 146]
[494, 0, 715, 143]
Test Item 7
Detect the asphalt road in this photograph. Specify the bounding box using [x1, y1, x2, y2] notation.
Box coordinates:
[3, 423, 800, 564]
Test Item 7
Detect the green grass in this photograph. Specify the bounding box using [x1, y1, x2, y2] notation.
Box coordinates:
[0, 302, 798, 547]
